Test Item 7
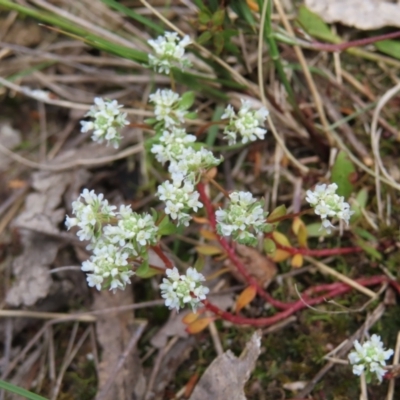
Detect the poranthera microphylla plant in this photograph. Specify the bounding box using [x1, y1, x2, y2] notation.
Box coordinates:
[66, 31, 397, 384]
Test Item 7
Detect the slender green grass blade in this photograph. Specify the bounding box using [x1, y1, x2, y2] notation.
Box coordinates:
[0, 380, 48, 400]
[99, 0, 164, 33]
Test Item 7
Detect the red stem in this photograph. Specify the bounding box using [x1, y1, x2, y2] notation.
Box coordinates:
[202, 276, 389, 327]
[151, 245, 174, 269]
[310, 30, 400, 52]
[274, 242, 363, 257]
[197, 182, 291, 310]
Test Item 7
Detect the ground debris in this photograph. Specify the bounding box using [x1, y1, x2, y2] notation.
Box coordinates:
[94, 289, 146, 400]
[224, 244, 277, 287]
[189, 330, 262, 400]
[305, 0, 400, 30]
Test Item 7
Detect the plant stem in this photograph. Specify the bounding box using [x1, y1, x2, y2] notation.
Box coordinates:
[150, 245, 173, 269]
[195, 120, 226, 138]
[272, 241, 363, 257]
[197, 182, 290, 310]
[202, 275, 388, 326]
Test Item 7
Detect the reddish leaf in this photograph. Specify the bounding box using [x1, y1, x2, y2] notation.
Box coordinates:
[291, 254, 304, 268]
[186, 317, 214, 334]
[235, 285, 257, 313]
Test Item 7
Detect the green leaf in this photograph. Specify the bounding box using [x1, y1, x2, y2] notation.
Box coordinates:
[213, 32, 225, 54]
[230, 0, 256, 29]
[211, 9, 225, 26]
[353, 227, 377, 242]
[206, 105, 225, 147]
[306, 222, 328, 237]
[136, 259, 150, 277]
[375, 40, 400, 60]
[355, 238, 382, 261]
[331, 151, 356, 198]
[0, 379, 48, 400]
[263, 238, 277, 254]
[144, 118, 157, 125]
[297, 6, 341, 43]
[351, 188, 368, 221]
[184, 111, 198, 119]
[198, 10, 211, 25]
[158, 216, 177, 236]
[197, 31, 213, 45]
[267, 204, 287, 222]
[193, 256, 206, 272]
[178, 91, 195, 110]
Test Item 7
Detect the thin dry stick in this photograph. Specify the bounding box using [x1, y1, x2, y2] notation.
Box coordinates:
[360, 372, 368, 400]
[272, 0, 332, 145]
[145, 335, 180, 400]
[0, 76, 153, 117]
[386, 331, 400, 400]
[304, 257, 377, 298]
[30, 0, 147, 51]
[258, 0, 309, 173]
[1, 324, 48, 381]
[0, 141, 143, 171]
[51, 325, 91, 400]
[0, 320, 13, 400]
[207, 280, 226, 356]
[0, 309, 96, 322]
[47, 326, 56, 383]
[329, 128, 399, 190]
[96, 322, 147, 400]
[370, 81, 400, 192]
[0, 192, 26, 236]
[51, 322, 79, 399]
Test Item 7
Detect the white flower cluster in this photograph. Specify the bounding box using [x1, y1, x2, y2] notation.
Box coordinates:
[157, 180, 203, 227]
[148, 31, 192, 74]
[348, 334, 393, 383]
[215, 191, 269, 246]
[305, 183, 354, 234]
[150, 91, 221, 226]
[149, 89, 189, 128]
[66, 189, 158, 292]
[151, 127, 196, 164]
[222, 99, 269, 145]
[160, 267, 209, 311]
[80, 97, 129, 148]
[65, 189, 116, 242]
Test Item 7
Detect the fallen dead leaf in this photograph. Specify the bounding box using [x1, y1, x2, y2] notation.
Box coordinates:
[94, 289, 146, 400]
[0, 122, 21, 172]
[305, 0, 400, 30]
[224, 244, 277, 287]
[189, 330, 262, 400]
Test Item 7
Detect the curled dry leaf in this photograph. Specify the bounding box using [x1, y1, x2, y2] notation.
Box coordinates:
[224, 244, 277, 287]
[305, 0, 400, 30]
[189, 330, 262, 400]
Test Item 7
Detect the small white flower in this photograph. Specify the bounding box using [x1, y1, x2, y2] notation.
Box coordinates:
[148, 31, 192, 74]
[222, 99, 269, 145]
[216, 191, 269, 246]
[348, 334, 393, 383]
[81, 97, 129, 148]
[151, 127, 196, 164]
[81, 243, 134, 292]
[103, 207, 158, 255]
[157, 180, 203, 226]
[149, 90, 188, 128]
[160, 267, 209, 311]
[306, 183, 354, 234]
[65, 189, 116, 242]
